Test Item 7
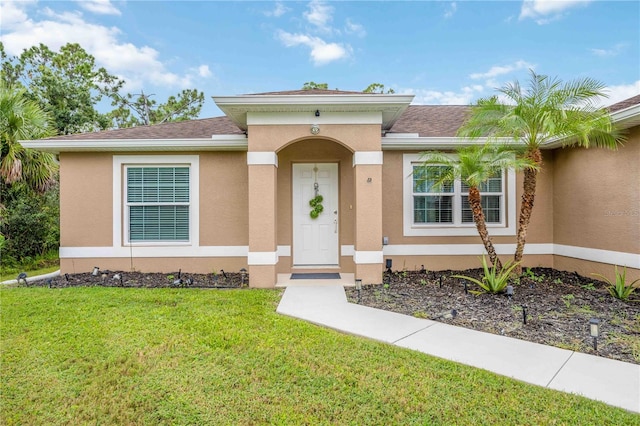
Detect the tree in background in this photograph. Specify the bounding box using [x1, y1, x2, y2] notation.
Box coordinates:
[418, 144, 537, 270]
[302, 82, 329, 90]
[1, 42, 205, 132]
[458, 70, 625, 271]
[363, 83, 395, 94]
[109, 89, 205, 127]
[1, 43, 123, 134]
[0, 82, 57, 192]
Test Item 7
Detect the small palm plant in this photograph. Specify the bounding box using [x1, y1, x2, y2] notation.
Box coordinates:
[592, 266, 639, 301]
[418, 143, 537, 270]
[453, 255, 520, 294]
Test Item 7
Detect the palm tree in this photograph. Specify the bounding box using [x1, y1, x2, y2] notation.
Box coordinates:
[0, 83, 57, 193]
[418, 144, 538, 270]
[457, 70, 624, 270]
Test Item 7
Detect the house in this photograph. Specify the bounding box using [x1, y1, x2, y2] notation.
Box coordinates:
[23, 90, 640, 287]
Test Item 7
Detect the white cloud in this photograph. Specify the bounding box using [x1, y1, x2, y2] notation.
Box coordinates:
[598, 81, 640, 107]
[304, 0, 334, 32]
[444, 2, 457, 19]
[264, 1, 289, 18]
[403, 85, 485, 105]
[520, 0, 592, 24]
[276, 30, 351, 66]
[0, 2, 203, 91]
[590, 43, 627, 57]
[344, 18, 366, 37]
[470, 60, 534, 80]
[76, 0, 121, 16]
[197, 65, 212, 78]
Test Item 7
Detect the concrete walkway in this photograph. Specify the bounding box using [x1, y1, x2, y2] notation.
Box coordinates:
[277, 284, 640, 413]
[1, 270, 60, 285]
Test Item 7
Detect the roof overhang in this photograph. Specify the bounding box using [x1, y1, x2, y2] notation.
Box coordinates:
[21, 135, 248, 154]
[212, 94, 414, 131]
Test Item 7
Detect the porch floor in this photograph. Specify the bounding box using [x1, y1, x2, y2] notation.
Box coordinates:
[275, 273, 355, 287]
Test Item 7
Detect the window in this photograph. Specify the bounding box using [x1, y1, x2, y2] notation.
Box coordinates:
[114, 155, 199, 247]
[127, 167, 190, 241]
[404, 154, 515, 236]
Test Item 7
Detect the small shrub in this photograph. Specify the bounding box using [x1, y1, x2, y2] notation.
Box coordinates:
[453, 256, 520, 294]
[593, 266, 639, 301]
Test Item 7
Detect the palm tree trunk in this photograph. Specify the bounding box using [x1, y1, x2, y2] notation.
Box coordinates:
[468, 186, 502, 270]
[514, 148, 543, 273]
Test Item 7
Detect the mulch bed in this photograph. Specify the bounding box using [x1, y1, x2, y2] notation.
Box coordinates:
[23, 270, 248, 289]
[345, 268, 640, 364]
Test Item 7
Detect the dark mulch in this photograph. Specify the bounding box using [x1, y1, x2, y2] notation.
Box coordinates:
[24, 270, 248, 289]
[345, 268, 640, 364]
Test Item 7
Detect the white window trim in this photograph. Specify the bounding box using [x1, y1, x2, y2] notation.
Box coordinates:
[113, 155, 200, 247]
[403, 153, 516, 236]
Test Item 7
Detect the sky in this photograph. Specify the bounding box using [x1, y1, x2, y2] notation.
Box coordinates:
[1, 0, 639, 119]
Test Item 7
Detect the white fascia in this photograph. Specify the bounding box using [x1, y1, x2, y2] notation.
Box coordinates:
[247, 111, 382, 126]
[382, 136, 517, 150]
[213, 94, 414, 130]
[21, 136, 248, 154]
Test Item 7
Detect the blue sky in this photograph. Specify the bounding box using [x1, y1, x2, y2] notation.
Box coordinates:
[2, 0, 639, 118]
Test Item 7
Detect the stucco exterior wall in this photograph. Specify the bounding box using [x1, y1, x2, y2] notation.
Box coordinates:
[59, 151, 250, 274]
[60, 152, 113, 247]
[552, 127, 640, 280]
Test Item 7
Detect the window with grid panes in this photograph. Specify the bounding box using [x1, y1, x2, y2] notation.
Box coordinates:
[412, 165, 503, 225]
[126, 167, 190, 241]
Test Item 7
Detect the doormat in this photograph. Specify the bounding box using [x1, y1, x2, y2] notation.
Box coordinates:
[290, 273, 341, 280]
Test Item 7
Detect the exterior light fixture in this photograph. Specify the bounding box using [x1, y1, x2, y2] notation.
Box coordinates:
[522, 304, 528, 325]
[420, 265, 426, 274]
[463, 281, 468, 294]
[385, 259, 392, 273]
[439, 276, 443, 288]
[589, 318, 600, 351]
[64, 273, 69, 281]
[17, 272, 27, 286]
[355, 279, 363, 303]
[310, 124, 320, 135]
[506, 285, 514, 300]
[240, 267, 247, 285]
[92, 266, 100, 276]
[315, 109, 320, 117]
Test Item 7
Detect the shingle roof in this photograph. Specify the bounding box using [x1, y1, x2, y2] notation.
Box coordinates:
[608, 94, 640, 112]
[44, 116, 243, 140]
[388, 105, 470, 137]
[41, 94, 640, 141]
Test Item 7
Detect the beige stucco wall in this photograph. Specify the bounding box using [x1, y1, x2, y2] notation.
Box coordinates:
[552, 127, 640, 281]
[199, 152, 248, 246]
[60, 152, 113, 247]
[59, 151, 250, 274]
[249, 124, 381, 152]
[553, 129, 639, 254]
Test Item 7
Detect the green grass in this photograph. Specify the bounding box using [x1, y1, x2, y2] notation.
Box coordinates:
[1, 288, 637, 425]
[0, 252, 59, 282]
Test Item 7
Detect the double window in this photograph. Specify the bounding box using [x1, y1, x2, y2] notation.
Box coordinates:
[403, 154, 515, 236]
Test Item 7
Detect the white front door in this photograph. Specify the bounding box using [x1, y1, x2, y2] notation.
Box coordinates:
[292, 163, 339, 266]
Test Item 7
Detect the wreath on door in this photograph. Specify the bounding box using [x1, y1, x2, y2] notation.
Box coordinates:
[309, 194, 324, 219]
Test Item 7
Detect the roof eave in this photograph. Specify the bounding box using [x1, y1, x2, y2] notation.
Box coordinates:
[213, 94, 414, 131]
[20, 136, 248, 154]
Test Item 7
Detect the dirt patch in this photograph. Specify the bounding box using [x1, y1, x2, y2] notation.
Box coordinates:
[345, 268, 640, 364]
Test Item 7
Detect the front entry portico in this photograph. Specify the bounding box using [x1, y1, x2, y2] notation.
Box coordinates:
[214, 91, 412, 287]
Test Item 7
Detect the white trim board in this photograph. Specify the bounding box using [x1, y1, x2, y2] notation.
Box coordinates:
[247, 152, 278, 166]
[353, 151, 383, 166]
[58, 244, 639, 269]
[382, 244, 640, 269]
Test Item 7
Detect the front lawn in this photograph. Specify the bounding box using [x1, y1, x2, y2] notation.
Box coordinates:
[1, 287, 637, 425]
